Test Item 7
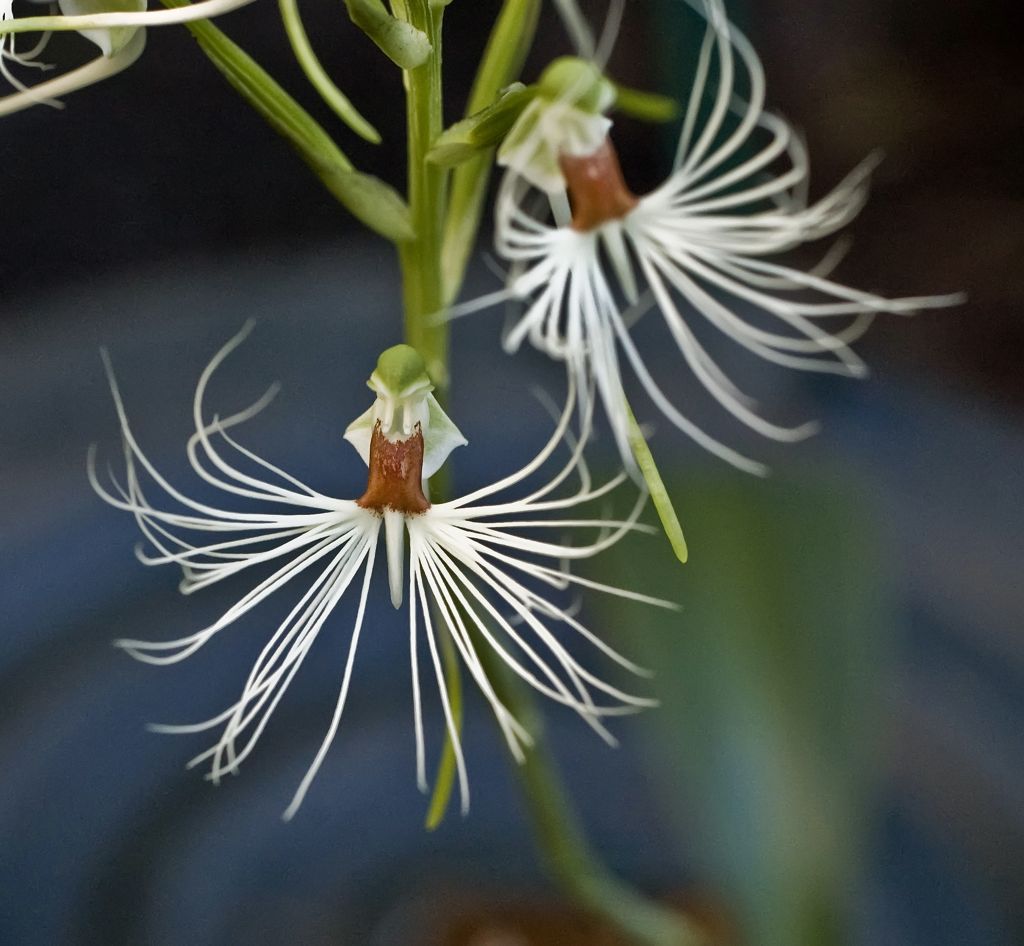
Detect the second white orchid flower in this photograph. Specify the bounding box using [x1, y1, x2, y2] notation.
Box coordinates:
[462, 0, 963, 476]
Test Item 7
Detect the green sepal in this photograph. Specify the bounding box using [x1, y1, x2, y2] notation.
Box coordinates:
[374, 344, 429, 392]
[427, 83, 535, 167]
[613, 83, 680, 123]
[537, 56, 614, 113]
[625, 403, 688, 565]
[343, 0, 431, 70]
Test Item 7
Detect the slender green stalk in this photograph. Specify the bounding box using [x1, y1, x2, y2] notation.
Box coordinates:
[390, 0, 465, 828]
[475, 643, 706, 946]
[393, 0, 449, 392]
[392, 7, 702, 942]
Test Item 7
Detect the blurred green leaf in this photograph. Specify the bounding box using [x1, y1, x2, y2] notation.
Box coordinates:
[320, 169, 415, 242]
[597, 470, 889, 946]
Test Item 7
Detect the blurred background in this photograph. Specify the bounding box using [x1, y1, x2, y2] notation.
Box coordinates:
[1, 0, 1021, 944]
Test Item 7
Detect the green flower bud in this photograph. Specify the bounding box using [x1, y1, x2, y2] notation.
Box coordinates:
[537, 56, 615, 114]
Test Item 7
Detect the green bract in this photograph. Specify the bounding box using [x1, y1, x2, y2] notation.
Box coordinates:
[162, 0, 414, 243]
[427, 83, 535, 167]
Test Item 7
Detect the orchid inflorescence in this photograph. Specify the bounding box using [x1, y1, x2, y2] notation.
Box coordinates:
[5, 0, 959, 818]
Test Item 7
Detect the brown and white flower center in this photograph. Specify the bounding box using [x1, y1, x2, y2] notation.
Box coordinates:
[559, 138, 638, 232]
[356, 421, 430, 515]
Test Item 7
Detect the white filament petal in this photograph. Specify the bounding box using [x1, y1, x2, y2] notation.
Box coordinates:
[0, 27, 144, 116]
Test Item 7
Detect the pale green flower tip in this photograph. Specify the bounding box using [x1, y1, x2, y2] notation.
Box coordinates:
[498, 58, 614, 193]
[371, 344, 431, 398]
[345, 345, 466, 478]
[537, 57, 615, 115]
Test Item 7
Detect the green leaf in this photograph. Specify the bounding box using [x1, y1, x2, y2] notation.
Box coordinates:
[424, 622, 463, 830]
[596, 471, 887, 946]
[343, 0, 431, 70]
[321, 168, 415, 242]
[625, 403, 688, 564]
[278, 0, 381, 143]
[162, 0, 412, 242]
[427, 83, 534, 167]
[613, 83, 680, 123]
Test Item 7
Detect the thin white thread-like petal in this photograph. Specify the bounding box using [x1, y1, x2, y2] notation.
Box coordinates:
[282, 533, 377, 820]
[411, 536, 470, 814]
[0, 29, 145, 117]
[415, 537, 531, 759]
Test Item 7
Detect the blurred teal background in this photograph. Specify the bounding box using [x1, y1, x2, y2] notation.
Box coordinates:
[1, 0, 1020, 944]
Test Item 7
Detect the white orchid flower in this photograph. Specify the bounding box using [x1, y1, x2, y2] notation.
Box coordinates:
[462, 0, 963, 476]
[90, 326, 668, 820]
[0, 0, 258, 116]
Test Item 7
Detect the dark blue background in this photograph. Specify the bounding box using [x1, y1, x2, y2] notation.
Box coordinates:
[2, 0, 1021, 942]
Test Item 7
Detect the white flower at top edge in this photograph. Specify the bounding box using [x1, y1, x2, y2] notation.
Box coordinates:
[90, 326, 668, 820]
[0, 0, 258, 116]
[1, 0, 53, 100]
[469, 0, 964, 476]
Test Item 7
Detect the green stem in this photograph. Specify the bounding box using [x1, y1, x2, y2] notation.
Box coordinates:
[392, 7, 701, 943]
[392, 0, 464, 831]
[393, 0, 448, 393]
[477, 644, 706, 946]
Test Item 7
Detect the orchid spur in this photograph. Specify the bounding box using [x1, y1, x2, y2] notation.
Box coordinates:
[90, 327, 666, 820]
[458, 0, 964, 477]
